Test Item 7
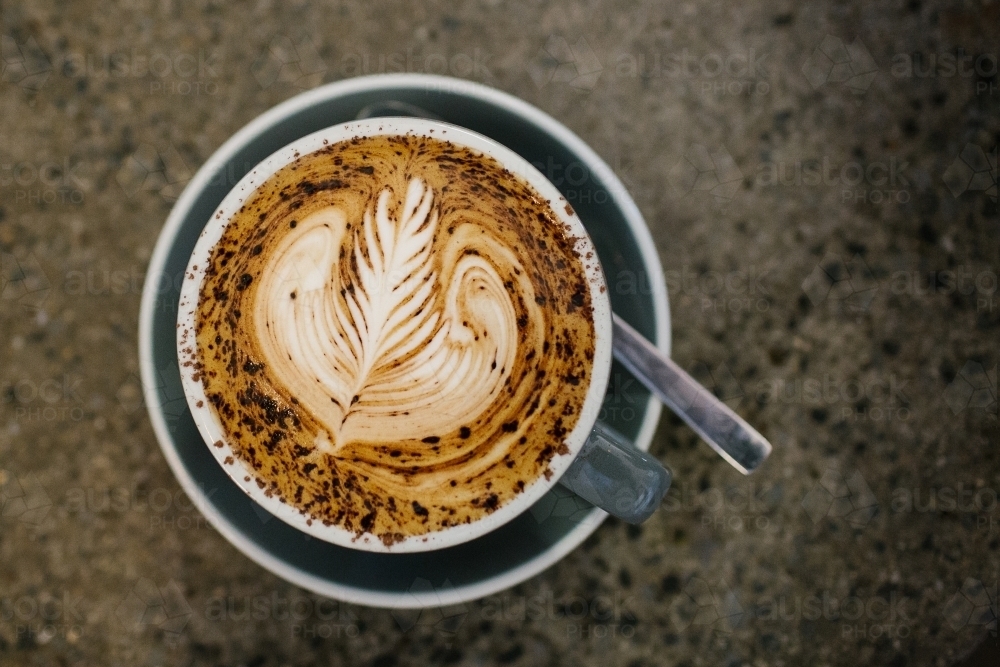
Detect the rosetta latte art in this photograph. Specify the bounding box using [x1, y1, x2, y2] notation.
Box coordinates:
[256, 178, 523, 451]
[192, 134, 596, 543]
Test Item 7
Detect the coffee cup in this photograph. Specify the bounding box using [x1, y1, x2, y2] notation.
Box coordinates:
[176, 116, 671, 553]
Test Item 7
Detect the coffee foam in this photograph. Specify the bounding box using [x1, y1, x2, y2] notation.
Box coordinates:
[256, 178, 529, 450]
[193, 134, 595, 545]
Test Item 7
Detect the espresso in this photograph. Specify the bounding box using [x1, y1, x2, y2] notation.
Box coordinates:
[185, 133, 596, 545]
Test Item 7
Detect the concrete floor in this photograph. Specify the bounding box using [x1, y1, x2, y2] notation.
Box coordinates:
[0, 1, 997, 665]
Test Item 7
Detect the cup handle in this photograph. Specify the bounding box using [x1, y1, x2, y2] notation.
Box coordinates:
[557, 421, 672, 524]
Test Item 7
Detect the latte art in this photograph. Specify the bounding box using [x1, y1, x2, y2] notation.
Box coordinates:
[190, 134, 596, 544]
[255, 178, 527, 450]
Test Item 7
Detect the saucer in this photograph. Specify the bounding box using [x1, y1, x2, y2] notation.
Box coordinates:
[139, 74, 670, 608]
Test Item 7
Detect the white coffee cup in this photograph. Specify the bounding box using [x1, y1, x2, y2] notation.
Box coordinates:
[176, 116, 667, 553]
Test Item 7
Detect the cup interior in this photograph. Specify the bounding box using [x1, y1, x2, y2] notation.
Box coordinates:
[140, 74, 669, 607]
[176, 117, 615, 553]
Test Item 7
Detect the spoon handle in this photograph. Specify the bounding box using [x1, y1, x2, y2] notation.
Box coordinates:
[611, 314, 772, 474]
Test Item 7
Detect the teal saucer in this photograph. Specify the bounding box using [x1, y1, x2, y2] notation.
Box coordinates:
[139, 74, 670, 608]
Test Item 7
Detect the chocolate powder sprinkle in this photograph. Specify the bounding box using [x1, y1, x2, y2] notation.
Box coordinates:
[194, 133, 595, 545]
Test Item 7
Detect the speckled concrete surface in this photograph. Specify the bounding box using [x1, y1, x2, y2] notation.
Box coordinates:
[1, 1, 998, 666]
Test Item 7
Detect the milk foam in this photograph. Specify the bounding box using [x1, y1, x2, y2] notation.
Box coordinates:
[254, 178, 523, 450]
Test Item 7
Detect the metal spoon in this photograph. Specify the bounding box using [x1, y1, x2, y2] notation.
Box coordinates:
[612, 315, 771, 474]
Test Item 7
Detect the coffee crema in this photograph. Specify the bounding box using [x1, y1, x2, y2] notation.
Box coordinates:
[186, 133, 596, 545]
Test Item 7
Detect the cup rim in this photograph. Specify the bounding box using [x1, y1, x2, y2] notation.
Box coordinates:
[176, 116, 615, 553]
[140, 72, 670, 607]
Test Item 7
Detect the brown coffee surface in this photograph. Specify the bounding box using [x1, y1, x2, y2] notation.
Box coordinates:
[187, 132, 596, 545]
